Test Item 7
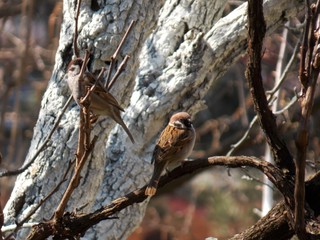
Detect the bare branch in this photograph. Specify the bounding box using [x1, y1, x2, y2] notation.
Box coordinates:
[105, 20, 135, 89]
[54, 100, 97, 219]
[26, 156, 293, 239]
[81, 67, 106, 103]
[246, 0, 295, 175]
[294, 1, 320, 238]
[266, 32, 302, 96]
[107, 55, 130, 91]
[228, 29, 301, 157]
[4, 160, 74, 240]
[73, 0, 82, 58]
[0, 96, 73, 177]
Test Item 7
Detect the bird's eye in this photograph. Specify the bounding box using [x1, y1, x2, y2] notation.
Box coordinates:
[182, 119, 192, 128]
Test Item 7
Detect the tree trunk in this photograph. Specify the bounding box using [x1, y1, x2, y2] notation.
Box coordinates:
[3, 0, 304, 239]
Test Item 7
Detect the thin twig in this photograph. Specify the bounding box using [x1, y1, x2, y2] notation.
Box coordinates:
[73, 51, 91, 167]
[266, 32, 302, 96]
[83, 93, 92, 153]
[294, 1, 320, 237]
[104, 20, 135, 89]
[299, 1, 310, 88]
[81, 67, 106, 103]
[230, 94, 297, 190]
[241, 167, 276, 191]
[228, 30, 302, 157]
[227, 116, 258, 156]
[4, 159, 74, 240]
[104, 61, 114, 90]
[262, 22, 289, 216]
[107, 55, 130, 91]
[0, 96, 73, 177]
[273, 95, 298, 114]
[73, 0, 82, 58]
[79, 50, 90, 79]
[112, 21, 135, 60]
[54, 88, 97, 219]
[54, 136, 97, 219]
[7, 0, 34, 163]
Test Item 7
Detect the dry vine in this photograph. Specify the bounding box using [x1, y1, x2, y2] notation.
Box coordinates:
[295, 0, 320, 238]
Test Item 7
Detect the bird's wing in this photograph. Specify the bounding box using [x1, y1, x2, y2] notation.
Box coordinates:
[152, 126, 193, 164]
[84, 72, 125, 112]
[95, 91, 125, 112]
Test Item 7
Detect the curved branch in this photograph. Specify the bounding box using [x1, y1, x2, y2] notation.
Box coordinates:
[246, 0, 295, 175]
[26, 156, 293, 239]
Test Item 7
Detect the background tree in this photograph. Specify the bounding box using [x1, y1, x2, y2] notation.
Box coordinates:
[1, 0, 317, 239]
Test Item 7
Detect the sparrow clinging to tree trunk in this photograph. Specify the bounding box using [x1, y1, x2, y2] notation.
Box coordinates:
[66, 58, 134, 143]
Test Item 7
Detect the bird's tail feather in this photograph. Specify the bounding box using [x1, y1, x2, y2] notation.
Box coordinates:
[145, 161, 166, 196]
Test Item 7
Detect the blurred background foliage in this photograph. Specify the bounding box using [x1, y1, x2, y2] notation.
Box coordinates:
[0, 0, 62, 207]
[0, 1, 317, 239]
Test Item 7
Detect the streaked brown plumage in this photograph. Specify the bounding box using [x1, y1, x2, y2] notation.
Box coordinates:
[66, 59, 134, 143]
[145, 112, 195, 196]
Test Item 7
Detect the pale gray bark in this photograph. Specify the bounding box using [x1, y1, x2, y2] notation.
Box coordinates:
[3, 0, 304, 239]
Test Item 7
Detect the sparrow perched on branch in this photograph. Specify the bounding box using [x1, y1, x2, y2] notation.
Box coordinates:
[66, 58, 135, 143]
[145, 112, 196, 196]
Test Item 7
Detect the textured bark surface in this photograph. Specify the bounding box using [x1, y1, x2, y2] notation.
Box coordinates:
[3, 0, 304, 239]
[230, 202, 292, 240]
